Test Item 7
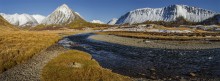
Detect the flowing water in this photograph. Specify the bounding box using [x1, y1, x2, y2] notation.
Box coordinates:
[60, 33, 220, 80]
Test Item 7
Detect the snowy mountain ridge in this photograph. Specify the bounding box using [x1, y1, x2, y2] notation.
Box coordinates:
[0, 4, 83, 27]
[0, 13, 45, 27]
[116, 4, 217, 24]
[1, 4, 219, 27]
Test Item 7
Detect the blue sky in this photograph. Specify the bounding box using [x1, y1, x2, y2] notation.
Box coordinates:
[0, 0, 219, 23]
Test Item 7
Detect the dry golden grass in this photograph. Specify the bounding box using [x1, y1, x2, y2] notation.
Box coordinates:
[41, 50, 132, 81]
[0, 30, 83, 73]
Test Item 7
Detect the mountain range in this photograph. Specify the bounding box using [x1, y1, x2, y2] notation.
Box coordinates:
[0, 4, 219, 28]
[0, 13, 45, 27]
[115, 4, 219, 25]
[0, 4, 84, 27]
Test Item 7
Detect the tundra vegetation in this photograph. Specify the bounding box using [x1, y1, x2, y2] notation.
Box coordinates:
[41, 50, 131, 81]
[0, 30, 82, 73]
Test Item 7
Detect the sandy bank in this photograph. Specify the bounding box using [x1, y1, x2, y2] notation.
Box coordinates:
[89, 34, 220, 50]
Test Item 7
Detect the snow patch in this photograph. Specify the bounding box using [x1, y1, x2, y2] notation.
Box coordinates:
[91, 20, 105, 24]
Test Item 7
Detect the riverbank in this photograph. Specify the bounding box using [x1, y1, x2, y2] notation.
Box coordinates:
[89, 34, 220, 50]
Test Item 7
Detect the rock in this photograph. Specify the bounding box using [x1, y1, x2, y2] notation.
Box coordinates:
[150, 76, 156, 80]
[69, 62, 82, 68]
[190, 72, 196, 77]
[168, 78, 172, 80]
[180, 77, 187, 81]
[176, 76, 179, 78]
[140, 73, 146, 76]
[150, 68, 156, 71]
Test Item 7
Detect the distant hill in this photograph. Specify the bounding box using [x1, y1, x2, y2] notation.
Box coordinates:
[33, 20, 110, 30]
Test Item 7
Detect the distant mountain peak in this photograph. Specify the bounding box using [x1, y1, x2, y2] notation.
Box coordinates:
[55, 4, 73, 14]
[60, 4, 68, 8]
[42, 4, 84, 25]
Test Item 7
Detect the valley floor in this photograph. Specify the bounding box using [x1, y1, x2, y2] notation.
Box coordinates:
[0, 30, 131, 81]
[1, 29, 220, 81]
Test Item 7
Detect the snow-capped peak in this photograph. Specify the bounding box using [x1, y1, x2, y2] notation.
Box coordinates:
[107, 18, 118, 25]
[60, 4, 68, 8]
[55, 4, 73, 15]
[116, 4, 217, 24]
[91, 20, 105, 24]
[42, 4, 83, 25]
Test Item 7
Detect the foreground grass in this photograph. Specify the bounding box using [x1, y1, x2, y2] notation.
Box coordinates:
[0, 30, 82, 73]
[41, 50, 131, 81]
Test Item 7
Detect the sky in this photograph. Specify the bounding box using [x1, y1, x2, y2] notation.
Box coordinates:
[0, 0, 219, 23]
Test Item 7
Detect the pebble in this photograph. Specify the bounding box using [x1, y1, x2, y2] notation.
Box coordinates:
[190, 72, 196, 77]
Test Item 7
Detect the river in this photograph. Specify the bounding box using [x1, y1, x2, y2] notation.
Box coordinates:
[60, 33, 220, 80]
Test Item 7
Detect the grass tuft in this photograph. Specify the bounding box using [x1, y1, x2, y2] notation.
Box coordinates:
[41, 50, 132, 81]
